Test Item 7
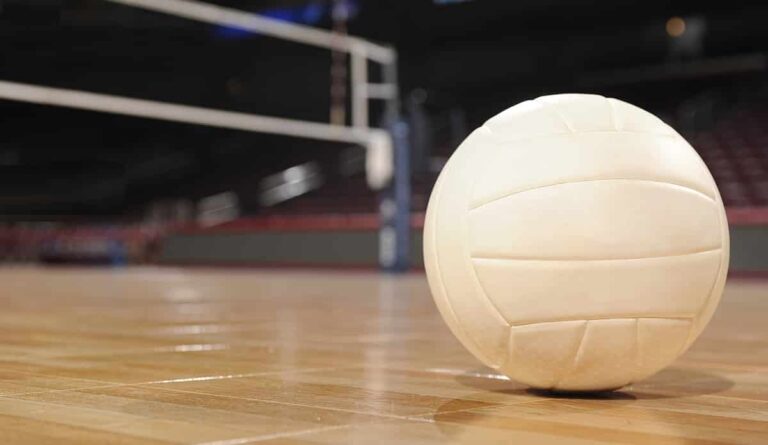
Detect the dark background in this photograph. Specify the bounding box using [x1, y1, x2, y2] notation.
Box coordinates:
[1, 0, 767, 219]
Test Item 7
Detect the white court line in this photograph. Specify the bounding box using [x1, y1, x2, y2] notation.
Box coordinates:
[155, 343, 231, 352]
[424, 367, 512, 381]
[143, 366, 343, 385]
[194, 424, 354, 445]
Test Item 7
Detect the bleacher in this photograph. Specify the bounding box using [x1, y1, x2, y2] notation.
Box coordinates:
[687, 107, 768, 207]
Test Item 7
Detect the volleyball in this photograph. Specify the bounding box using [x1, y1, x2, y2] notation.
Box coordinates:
[424, 94, 729, 391]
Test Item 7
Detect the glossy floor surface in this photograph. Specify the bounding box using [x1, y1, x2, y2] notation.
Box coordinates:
[0, 266, 764, 444]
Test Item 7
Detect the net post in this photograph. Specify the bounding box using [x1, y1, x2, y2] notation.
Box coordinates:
[378, 120, 411, 272]
[378, 54, 411, 272]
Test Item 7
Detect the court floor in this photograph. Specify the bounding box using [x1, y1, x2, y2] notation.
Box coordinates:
[0, 266, 764, 444]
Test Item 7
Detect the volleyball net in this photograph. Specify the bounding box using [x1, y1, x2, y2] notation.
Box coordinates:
[0, 0, 411, 271]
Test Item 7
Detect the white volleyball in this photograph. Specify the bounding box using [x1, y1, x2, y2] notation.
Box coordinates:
[424, 94, 729, 391]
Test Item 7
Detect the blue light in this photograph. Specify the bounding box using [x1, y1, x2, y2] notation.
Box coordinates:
[213, 1, 331, 40]
[302, 2, 324, 24]
[262, 7, 300, 23]
[214, 25, 254, 39]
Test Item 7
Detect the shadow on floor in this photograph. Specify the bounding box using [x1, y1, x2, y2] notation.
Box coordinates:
[427, 367, 736, 442]
[452, 366, 734, 400]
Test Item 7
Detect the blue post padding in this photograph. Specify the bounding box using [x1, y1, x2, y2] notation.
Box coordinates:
[379, 120, 411, 272]
[109, 239, 127, 267]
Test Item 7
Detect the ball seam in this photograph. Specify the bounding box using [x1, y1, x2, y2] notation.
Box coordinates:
[480, 126, 677, 144]
[471, 177, 717, 212]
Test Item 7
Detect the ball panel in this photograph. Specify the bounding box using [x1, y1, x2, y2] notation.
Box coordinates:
[471, 249, 721, 326]
[551, 318, 641, 390]
[423, 149, 475, 357]
[484, 100, 570, 142]
[469, 179, 721, 260]
[606, 98, 677, 135]
[535, 94, 615, 132]
[505, 320, 588, 388]
[687, 194, 730, 349]
[472, 132, 717, 209]
[657, 123, 730, 350]
[424, 127, 510, 369]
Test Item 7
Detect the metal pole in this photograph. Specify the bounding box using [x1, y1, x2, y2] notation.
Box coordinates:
[382, 53, 400, 126]
[351, 45, 369, 129]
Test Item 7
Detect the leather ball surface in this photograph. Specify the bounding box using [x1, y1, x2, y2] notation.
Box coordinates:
[423, 94, 729, 391]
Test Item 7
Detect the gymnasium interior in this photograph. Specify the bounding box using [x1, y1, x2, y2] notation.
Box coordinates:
[0, 0, 765, 443]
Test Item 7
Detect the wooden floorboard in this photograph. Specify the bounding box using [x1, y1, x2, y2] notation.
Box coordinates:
[0, 266, 764, 444]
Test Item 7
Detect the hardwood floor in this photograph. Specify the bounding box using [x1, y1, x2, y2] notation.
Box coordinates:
[0, 266, 764, 444]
